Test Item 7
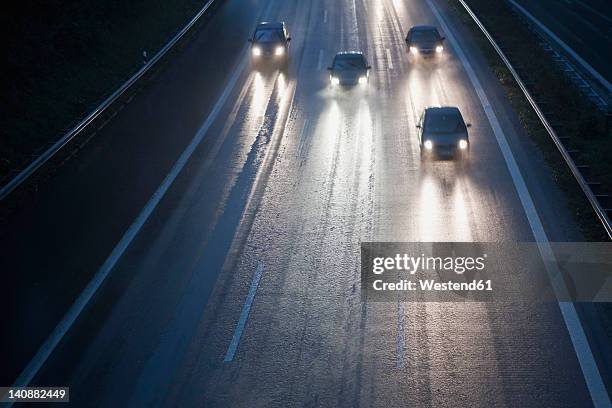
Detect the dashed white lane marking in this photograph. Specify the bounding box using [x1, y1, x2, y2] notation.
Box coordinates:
[386, 48, 394, 70]
[297, 119, 310, 159]
[318, 49, 324, 71]
[396, 301, 406, 368]
[427, 1, 611, 407]
[348, 0, 359, 50]
[224, 262, 265, 362]
[11, 47, 250, 391]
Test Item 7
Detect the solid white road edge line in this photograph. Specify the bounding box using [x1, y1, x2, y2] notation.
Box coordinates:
[224, 262, 265, 362]
[426, 1, 611, 407]
[10, 47, 249, 391]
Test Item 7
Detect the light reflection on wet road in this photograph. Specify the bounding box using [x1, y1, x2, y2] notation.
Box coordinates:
[29, 0, 599, 406]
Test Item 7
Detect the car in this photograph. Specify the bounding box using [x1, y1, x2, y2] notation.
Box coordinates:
[406, 25, 445, 57]
[417, 107, 471, 158]
[327, 52, 371, 87]
[249, 22, 291, 65]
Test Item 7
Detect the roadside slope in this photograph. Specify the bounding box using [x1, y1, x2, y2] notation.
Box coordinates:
[2, 0, 207, 179]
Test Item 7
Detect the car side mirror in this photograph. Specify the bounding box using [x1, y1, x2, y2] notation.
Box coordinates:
[416, 124, 421, 129]
[287, 37, 292, 41]
[440, 36, 446, 41]
[366, 65, 372, 70]
[466, 123, 472, 127]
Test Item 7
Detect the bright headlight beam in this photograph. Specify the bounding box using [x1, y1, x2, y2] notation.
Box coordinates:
[330, 76, 340, 85]
[435, 45, 443, 53]
[358, 76, 367, 85]
[410, 46, 418, 54]
[458, 139, 468, 149]
[424, 140, 433, 150]
[252, 47, 261, 56]
[275, 46, 285, 56]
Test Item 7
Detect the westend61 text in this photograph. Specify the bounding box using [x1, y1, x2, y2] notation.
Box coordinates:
[372, 279, 493, 292]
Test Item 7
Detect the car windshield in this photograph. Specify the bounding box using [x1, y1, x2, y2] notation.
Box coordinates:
[254, 28, 284, 42]
[412, 30, 439, 42]
[333, 55, 366, 70]
[424, 111, 465, 133]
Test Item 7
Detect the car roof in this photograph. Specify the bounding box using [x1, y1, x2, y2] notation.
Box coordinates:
[410, 25, 438, 32]
[256, 22, 284, 30]
[425, 106, 462, 115]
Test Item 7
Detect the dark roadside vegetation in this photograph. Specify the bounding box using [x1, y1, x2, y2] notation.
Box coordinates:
[446, 0, 611, 241]
[446, 0, 612, 393]
[1, 0, 206, 182]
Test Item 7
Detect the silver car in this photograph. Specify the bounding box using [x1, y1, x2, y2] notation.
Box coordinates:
[328, 52, 371, 87]
[417, 107, 471, 158]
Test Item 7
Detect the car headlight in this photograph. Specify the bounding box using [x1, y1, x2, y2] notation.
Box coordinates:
[410, 46, 418, 54]
[458, 139, 468, 149]
[330, 76, 340, 85]
[358, 76, 367, 85]
[424, 140, 433, 150]
[252, 47, 261, 56]
[435, 45, 444, 53]
[275, 46, 285, 56]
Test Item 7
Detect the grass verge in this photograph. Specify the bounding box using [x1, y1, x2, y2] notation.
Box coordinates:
[444, 0, 610, 241]
[1, 0, 209, 181]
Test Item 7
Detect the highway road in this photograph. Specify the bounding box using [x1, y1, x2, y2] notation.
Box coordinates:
[1, 0, 609, 406]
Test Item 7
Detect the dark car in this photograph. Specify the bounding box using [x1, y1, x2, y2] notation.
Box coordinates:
[249, 22, 291, 64]
[406, 25, 445, 57]
[417, 107, 471, 158]
[328, 52, 371, 87]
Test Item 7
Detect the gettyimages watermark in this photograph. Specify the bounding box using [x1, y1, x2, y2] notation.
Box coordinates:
[361, 242, 612, 302]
